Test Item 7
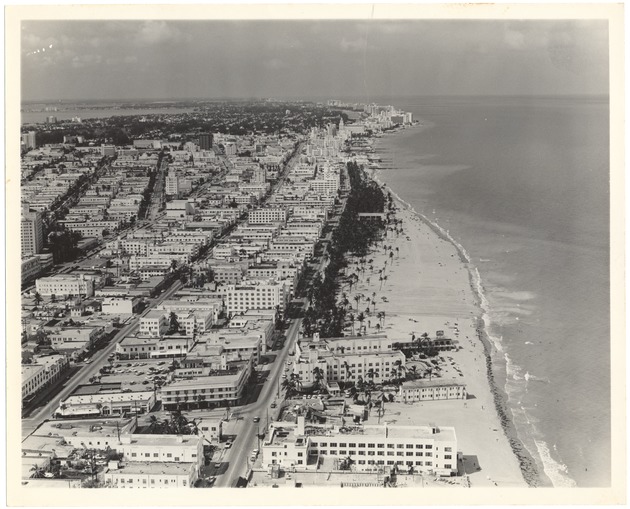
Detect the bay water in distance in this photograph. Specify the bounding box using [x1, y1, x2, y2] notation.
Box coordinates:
[373, 95, 610, 487]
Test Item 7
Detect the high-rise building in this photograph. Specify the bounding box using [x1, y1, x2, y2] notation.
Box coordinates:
[21, 205, 44, 258]
[21, 131, 37, 150]
[252, 167, 266, 184]
[46, 116, 58, 124]
[199, 133, 213, 150]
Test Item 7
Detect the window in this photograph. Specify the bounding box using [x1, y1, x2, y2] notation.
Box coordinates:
[426, 445, 433, 449]
[387, 444, 394, 449]
[425, 452, 433, 457]
[397, 444, 404, 449]
[415, 444, 423, 449]
[377, 451, 384, 456]
[445, 455, 452, 459]
[153, 453, 158, 457]
[387, 451, 394, 456]
[444, 464, 452, 469]
[358, 451, 365, 456]
[397, 452, 404, 456]
[167, 453, 172, 458]
[131, 453, 137, 457]
[445, 447, 452, 452]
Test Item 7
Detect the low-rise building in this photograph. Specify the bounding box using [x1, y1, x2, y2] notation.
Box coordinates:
[22, 354, 69, 401]
[261, 417, 457, 476]
[54, 383, 156, 418]
[104, 461, 197, 488]
[35, 274, 95, 297]
[398, 379, 467, 402]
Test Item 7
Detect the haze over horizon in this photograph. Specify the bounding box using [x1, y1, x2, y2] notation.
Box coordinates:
[22, 20, 609, 102]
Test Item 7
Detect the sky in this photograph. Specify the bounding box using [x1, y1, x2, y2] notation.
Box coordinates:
[21, 19, 609, 102]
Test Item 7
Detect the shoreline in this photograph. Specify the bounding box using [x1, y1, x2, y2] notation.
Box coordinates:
[369, 168, 544, 487]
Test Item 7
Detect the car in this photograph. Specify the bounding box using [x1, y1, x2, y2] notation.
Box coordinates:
[253, 416, 260, 423]
[215, 463, 222, 468]
[270, 403, 277, 408]
[225, 442, 232, 449]
[84, 359, 92, 364]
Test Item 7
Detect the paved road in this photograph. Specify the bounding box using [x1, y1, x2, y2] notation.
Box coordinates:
[21, 280, 183, 439]
[214, 316, 302, 487]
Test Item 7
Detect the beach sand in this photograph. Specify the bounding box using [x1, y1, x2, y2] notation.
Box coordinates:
[339, 194, 526, 487]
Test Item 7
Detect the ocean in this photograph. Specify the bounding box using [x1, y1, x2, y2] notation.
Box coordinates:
[373, 96, 610, 487]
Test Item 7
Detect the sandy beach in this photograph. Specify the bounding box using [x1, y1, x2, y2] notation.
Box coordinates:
[338, 178, 527, 487]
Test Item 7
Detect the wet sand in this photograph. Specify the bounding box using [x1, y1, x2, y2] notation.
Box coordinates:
[339, 191, 527, 487]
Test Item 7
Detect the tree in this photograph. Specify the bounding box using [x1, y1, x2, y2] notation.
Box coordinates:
[168, 312, 180, 334]
[312, 366, 325, 391]
[34, 292, 42, 309]
[357, 312, 366, 335]
[353, 294, 362, 312]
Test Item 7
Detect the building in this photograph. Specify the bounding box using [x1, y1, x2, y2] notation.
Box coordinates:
[261, 417, 458, 476]
[22, 354, 69, 401]
[22, 131, 37, 150]
[199, 133, 213, 150]
[104, 462, 197, 488]
[49, 327, 104, 355]
[116, 434, 203, 470]
[139, 310, 170, 337]
[54, 383, 156, 418]
[292, 334, 404, 387]
[398, 379, 467, 402]
[21, 206, 45, 257]
[160, 360, 252, 410]
[213, 280, 288, 315]
[35, 274, 95, 297]
[115, 335, 192, 360]
[248, 208, 287, 225]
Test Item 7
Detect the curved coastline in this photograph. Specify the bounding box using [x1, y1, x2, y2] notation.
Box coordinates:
[371, 170, 543, 487]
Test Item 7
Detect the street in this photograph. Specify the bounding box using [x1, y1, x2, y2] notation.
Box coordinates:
[21, 280, 183, 438]
[213, 316, 302, 487]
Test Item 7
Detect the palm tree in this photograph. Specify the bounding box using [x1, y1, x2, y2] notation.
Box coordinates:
[357, 312, 366, 334]
[366, 368, 375, 386]
[353, 294, 362, 312]
[168, 312, 180, 334]
[375, 323, 381, 333]
[148, 415, 160, 434]
[312, 366, 325, 391]
[34, 292, 42, 309]
[348, 313, 355, 335]
[377, 311, 385, 328]
[342, 361, 351, 380]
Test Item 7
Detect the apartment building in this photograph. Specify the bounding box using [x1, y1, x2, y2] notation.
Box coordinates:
[21, 207, 45, 257]
[139, 310, 169, 337]
[248, 208, 287, 224]
[212, 279, 288, 315]
[160, 360, 252, 410]
[35, 274, 95, 297]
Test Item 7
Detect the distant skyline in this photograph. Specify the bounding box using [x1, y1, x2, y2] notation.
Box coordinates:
[22, 20, 609, 102]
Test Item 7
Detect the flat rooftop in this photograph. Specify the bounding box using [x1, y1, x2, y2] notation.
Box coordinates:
[106, 461, 195, 475]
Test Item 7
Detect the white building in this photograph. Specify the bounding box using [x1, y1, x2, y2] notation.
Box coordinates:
[22, 354, 69, 401]
[35, 274, 95, 297]
[104, 462, 197, 488]
[248, 208, 287, 224]
[261, 417, 458, 476]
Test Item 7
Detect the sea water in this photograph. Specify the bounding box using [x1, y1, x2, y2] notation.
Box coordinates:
[373, 95, 610, 487]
